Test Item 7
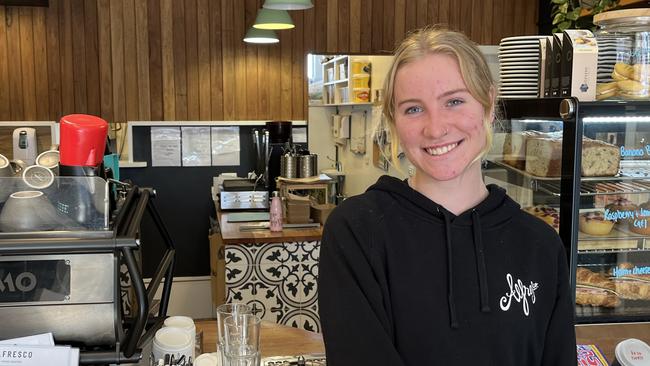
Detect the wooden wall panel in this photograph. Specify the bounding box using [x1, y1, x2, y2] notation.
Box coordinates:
[0, 0, 539, 123]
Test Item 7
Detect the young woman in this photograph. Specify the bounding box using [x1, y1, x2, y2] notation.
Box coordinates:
[318, 27, 576, 366]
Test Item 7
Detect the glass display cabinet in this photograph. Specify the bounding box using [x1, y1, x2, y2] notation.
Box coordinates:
[485, 98, 650, 324]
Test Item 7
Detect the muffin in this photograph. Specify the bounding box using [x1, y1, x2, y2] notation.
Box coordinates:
[579, 211, 615, 236]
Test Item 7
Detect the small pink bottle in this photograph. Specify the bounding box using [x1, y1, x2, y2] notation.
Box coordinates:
[270, 191, 283, 232]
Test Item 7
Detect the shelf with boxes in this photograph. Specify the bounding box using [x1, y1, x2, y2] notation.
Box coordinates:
[321, 56, 372, 105]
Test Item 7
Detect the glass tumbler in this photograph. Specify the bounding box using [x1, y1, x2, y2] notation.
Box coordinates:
[223, 314, 261, 366]
[216, 303, 252, 360]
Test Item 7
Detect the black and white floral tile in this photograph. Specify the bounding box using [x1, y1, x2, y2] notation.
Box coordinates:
[224, 241, 321, 332]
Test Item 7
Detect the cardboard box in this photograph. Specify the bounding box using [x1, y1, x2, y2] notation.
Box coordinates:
[551, 33, 563, 97]
[562, 29, 598, 101]
[311, 203, 335, 225]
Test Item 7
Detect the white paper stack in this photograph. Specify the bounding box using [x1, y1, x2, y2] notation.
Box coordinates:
[0, 333, 79, 366]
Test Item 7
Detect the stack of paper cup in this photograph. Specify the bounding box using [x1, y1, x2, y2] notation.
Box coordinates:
[164, 316, 197, 358]
[152, 326, 193, 362]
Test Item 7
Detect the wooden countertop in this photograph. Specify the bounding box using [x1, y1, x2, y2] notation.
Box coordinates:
[196, 319, 325, 358]
[196, 318, 650, 362]
[576, 323, 650, 363]
[218, 211, 322, 244]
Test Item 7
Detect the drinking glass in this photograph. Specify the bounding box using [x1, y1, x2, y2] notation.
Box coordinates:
[223, 313, 261, 366]
[216, 303, 252, 362]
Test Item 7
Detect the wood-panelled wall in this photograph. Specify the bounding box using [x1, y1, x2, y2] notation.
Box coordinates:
[0, 0, 538, 122]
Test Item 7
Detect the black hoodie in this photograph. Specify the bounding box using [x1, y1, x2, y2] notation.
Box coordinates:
[318, 175, 577, 366]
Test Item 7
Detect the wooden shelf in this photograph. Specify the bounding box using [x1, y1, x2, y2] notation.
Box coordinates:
[580, 0, 648, 18]
[311, 102, 373, 107]
[323, 79, 348, 86]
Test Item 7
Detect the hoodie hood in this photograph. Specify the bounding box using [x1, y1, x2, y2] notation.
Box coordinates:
[366, 175, 521, 328]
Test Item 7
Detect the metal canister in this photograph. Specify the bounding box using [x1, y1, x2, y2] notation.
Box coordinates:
[280, 153, 298, 178]
[297, 154, 318, 178]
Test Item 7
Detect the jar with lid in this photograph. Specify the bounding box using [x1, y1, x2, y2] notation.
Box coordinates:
[594, 9, 650, 100]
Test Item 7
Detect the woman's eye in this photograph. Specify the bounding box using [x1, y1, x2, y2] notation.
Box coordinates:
[447, 98, 464, 107]
[404, 106, 423, 114]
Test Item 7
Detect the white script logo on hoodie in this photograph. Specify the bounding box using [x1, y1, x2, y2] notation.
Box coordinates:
[499, 273, 539, 316]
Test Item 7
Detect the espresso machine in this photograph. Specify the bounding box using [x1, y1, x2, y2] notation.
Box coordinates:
[0, 114, 176, 365]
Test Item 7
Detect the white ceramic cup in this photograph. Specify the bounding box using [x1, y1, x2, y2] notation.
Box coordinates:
[163, 316, 196, 357]
[152, 326, 193, 363]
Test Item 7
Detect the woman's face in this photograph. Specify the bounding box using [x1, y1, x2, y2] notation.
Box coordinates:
[393, 53, 490, 183]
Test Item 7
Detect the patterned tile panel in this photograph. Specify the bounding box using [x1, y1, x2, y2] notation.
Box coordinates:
[224, 240, 321, 332]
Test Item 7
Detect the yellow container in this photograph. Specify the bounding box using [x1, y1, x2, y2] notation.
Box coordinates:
[351, 73, 370, 88]
[351, 61, 371, 75]
[352, 88, 370, 103]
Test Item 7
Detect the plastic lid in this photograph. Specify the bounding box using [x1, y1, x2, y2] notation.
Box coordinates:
[22, 165, 54, 189]
[164, 316, 196, 332]
[616, 338, 650, 366]
[194, 353, 220, 366]
[594, 9, 650, 26]
[153, 327, 192, 351]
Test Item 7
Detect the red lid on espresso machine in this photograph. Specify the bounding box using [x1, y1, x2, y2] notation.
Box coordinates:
[59, 114, 108, 167]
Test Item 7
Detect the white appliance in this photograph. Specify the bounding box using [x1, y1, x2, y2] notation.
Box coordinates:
[12, 127, 38, 165]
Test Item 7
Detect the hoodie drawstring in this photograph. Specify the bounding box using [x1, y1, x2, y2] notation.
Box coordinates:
[443, 212, 459, 329]
[472, 210, 491, 312]
[442, 209, 492, 330]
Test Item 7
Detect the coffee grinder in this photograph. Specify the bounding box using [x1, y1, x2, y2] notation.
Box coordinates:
[265, 121, 292, 192]
[57, 114, 109, 227]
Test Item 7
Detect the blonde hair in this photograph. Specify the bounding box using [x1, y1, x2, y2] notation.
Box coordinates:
[382, 26, 497, 165]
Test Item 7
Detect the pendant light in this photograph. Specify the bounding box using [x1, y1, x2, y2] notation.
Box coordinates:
[243, 27, 279, 44]
[253, 8, 295, 30]
[263, 0, 314, 10]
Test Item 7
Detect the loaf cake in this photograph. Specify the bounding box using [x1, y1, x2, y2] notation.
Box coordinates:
[579, 211, 615, 236]
[522, 205, 559, 232]
[502, 130, 544, 169]
[525, 136, 620, 177]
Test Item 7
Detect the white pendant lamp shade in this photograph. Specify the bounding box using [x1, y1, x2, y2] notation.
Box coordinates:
[243, 27, 279, 44]
[263, 0, 314, 10]
[253, 8, 295, 30]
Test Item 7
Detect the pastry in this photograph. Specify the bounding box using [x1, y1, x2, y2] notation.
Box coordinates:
[613, 279, 650, 300]
[630, 201, 650, 235]
[608, 263, 650, 300]
[609, 62, 650, 100]
[579, 211, 614, 236]
[575, 267, 620, 307]
[523, 205, 559, 232]
[576, 286, 620, 308]
[604, 198, 637, 228]
[613, 62, 635, 80]
[596, 82, 618, 101]
[525, 136, 620, 177]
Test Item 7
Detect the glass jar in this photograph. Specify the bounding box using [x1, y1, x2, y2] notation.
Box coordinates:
[594, 9, 650, 100]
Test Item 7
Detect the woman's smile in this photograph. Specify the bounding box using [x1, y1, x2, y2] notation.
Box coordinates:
[424, 140, 462, 156]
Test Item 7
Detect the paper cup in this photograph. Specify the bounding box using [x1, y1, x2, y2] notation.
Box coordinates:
[152, 326, 193, 362]
[164, 316, 196, 357]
